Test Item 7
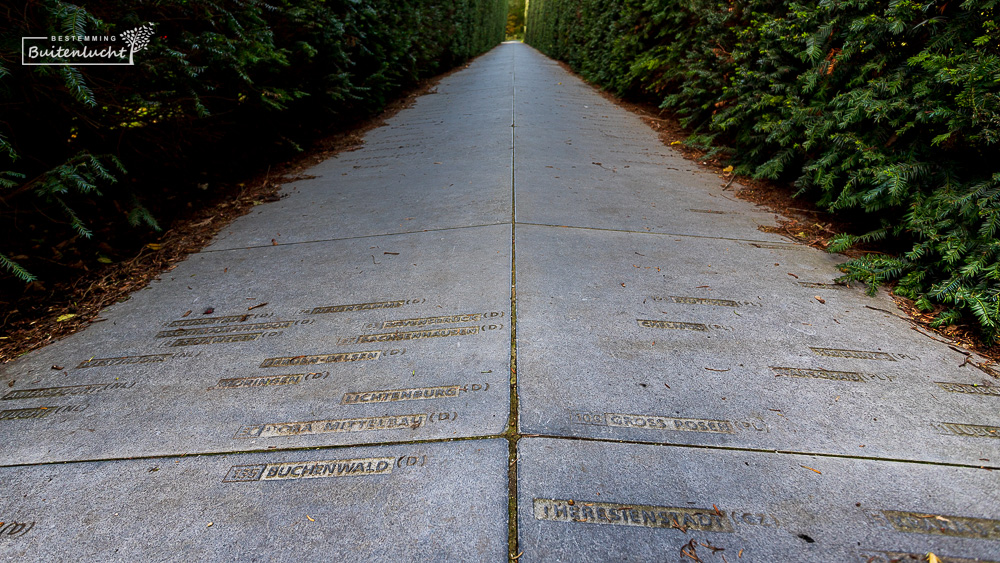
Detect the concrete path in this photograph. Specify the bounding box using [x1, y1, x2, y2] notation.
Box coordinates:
[1, 42, 998, 561]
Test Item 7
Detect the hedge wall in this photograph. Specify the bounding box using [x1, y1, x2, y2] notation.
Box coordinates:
[526, 0, 1000, 341]
[0, 0, 505, 285]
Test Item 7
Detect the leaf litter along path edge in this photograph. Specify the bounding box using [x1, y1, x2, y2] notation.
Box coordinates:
[0, 58, 484, 366]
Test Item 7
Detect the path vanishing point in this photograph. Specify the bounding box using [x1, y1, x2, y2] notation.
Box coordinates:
[2, 42, 999, 562]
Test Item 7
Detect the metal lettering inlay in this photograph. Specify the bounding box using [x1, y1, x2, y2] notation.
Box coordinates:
[168, 314, 255, 327]
[0, 405, 86, 420]
[607, 413, 734, 434]
[0, 520, 35, 539]
[935, 382, 1000, 396]
[746, 242, 806, 250]
[3, 382, 134, 400]
[665, 296, 739, 307]
[170, 333, 262, 347]
[343, 151, 421, 162]
[382, 313, 487, 329]
[573, 412, 735, 434]
[260, 351, 381, 368]
[0, 407, 52, 420]
[810, 347, 897, 361]
[156, 321, 294, 338]
[352, 326, 478, 343]
[533, 499, 734, 532]
[234, 412, 455, 439]
[77, 354, 172, 368]
[772, 367, 866, 382]
[652, 296, 761, 308]
[224, 457, 393, 482]
[931, 421, 1000, 439]
[637, 319, 708, 331]
[342, 385, 463, 404]
[211, 373, 329, 390]
[306, 300, 405, 315]
[881, 510, 1000, 540]
[798, 282, 846, 289]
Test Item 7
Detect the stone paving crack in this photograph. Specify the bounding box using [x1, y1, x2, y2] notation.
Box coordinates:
[201, 222, 507, 253]
[518, 433, 1000, 471]
[516, 221, 804, 244]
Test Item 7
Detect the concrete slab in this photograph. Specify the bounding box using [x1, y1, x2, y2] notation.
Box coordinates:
[206, 157, 511, 250]
[207, 44, 514, 251]
[518, 437, 1000, 562]
[515, 224, 1000, 465]
[0, 438, 508, 561]
[512, 44, 784, 241]
[0, 226, 510, 464]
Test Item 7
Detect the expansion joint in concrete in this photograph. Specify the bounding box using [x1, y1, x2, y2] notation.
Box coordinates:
[507, 50, 521, 563]
[0, 434, 507, 470]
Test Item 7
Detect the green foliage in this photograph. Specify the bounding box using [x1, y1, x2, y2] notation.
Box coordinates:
[28, 152, 129, 239]
[0, 254, 36, 284]
[526, 0, 1000, 343]
[0, 0, 506, 284]
[507, 0, 527, 39]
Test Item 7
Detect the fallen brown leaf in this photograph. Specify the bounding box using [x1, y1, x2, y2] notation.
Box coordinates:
[700, 541, 724, 553]
[680, 539, 702, 562]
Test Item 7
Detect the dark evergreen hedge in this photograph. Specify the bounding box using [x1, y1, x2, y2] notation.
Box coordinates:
[526, 0, 1000, 341]
[0, 0, 505, 284]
